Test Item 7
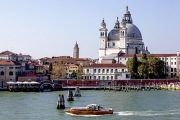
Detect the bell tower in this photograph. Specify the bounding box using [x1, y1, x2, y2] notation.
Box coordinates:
[73, 41, 79, 58]
[99, 18, 108, 61]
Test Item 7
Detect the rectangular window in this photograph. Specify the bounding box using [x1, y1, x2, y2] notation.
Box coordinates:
[9, 67, 13, 69]
[87, 69, 89, 73]
[171, 68, 173, 72]
[111, 69, 113, 73]
[171, 62, 173, 65]
[113, 43, 115, 46]
[115, 69, 118, 72]
[0, 71, 4, 75]
[9, 72, 13, 76]
[175, 62, 176, 65]
[98, 76, 100, 80]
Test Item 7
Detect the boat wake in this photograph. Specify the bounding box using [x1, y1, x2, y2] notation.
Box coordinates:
[114, 109, 180, 116]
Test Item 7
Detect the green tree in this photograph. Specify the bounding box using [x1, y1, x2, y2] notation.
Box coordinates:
[70, 72, 77, 79]
[132, 54, 139, 78]
[126, 54, 139, 79]
[138, 54, 148, 79]
[51, 60, 66, 79]
[147, 55, 166, 79]
[76, 65, 84, 79]
[48, 63, 53, 74]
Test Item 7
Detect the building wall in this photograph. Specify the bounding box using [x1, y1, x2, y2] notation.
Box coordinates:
[0, 65, 21, 88]
[83, 67, 128, 80]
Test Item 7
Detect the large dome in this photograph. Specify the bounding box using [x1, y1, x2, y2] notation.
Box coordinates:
[126, 23, 142, 40]
[108, 23, 142, 41]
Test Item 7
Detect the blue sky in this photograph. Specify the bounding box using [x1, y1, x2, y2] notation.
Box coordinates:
[0, 0, 180, 59]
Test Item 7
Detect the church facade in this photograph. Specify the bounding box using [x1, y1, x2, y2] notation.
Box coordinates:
[99, 6, 150, 63]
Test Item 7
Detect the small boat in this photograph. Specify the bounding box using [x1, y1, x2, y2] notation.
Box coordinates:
[65, 104, 113, 115]
[175, 82, 180, 90]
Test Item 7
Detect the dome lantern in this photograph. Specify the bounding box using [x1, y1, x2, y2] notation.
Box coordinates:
[123, 6, 133, 24]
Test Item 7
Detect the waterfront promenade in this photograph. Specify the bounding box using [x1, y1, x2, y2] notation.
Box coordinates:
[2, 79, 180, 91]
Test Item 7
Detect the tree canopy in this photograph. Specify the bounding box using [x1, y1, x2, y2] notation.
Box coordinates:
[126, 54, 166, 79]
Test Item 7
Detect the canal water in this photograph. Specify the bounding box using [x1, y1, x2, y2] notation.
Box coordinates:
[0, 90, 180, 120]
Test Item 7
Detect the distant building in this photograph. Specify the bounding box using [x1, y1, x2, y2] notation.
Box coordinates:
[65, 64, 79, 78]
[0, 50, 31, 61]
[0, 60, 21, 88]
[117, 53, 180, 78]
[83, 63, 130, 80]
[73, 41, 79, 58]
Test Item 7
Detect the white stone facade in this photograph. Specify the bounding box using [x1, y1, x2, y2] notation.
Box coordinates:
[83, 64, 131, 80]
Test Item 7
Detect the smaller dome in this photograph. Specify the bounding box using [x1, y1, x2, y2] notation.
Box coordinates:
[108, 29, 120, 41]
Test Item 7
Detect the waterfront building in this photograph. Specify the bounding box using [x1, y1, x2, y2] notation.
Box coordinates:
[18, 73, 48, 82]
[99, 6, 150, 63]
[0, 60, 21, 88]
[117, 53, 180, 78]
[83, 63, 130, 80]
[65, 64, 79, 78]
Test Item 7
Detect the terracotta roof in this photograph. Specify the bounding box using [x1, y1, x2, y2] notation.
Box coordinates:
[0, 50, 16, 56]
[0, 60, 16, 65]
[85, 63, 126, 68]
[66, 64, 78, 67]
[119, 54, 178, 57]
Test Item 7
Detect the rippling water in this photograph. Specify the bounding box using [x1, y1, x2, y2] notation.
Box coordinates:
[0, 90, 180, 120]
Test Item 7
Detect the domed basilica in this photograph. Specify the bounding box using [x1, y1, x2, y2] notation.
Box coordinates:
[99, 6, 150, 62]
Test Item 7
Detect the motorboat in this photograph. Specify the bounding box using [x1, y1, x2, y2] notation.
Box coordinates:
[65, 104, 113, 115]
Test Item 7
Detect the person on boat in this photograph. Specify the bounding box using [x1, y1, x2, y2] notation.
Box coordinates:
[98, 105, 100, 111]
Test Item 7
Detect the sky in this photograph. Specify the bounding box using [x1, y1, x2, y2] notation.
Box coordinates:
[0, 0, 180, 59]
